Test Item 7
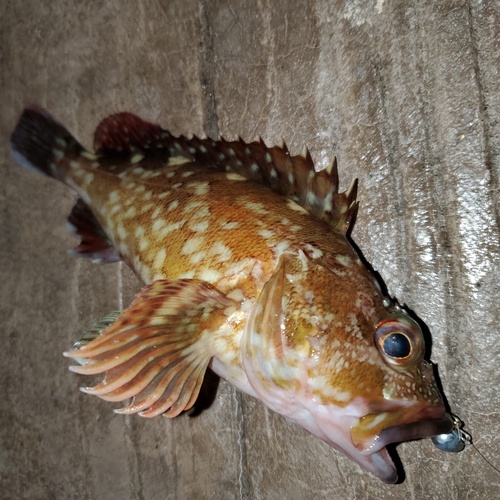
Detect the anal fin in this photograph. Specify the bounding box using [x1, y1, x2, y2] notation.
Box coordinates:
[67, 198, 120, 263]
[64, 279, 236, 418]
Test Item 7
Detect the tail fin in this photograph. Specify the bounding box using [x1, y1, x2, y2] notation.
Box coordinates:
[10, 105, 85, 180]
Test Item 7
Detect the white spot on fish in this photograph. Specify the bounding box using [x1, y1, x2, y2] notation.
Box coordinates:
[221, 221, 241, 230]
[210, 242, 232, 262]
[133, 167, 144, 175]
[124, 206, 137, 218]
[178, 270, 196, 279]
[189, 251, 206, 264]
[304, 244, 323, 259]
[287, 200, 308, 214]
[109, 191, 120, 203]
[189, 220, 209, 232]
[152, 219, 166, 231]
[168, 156, 191, 166]
[118, 242, 128, 255]
[226, 289, 244, 303]
[117, 224, 127, 240]
[258, 229, 274, 239]
[182, 171, 194, 177]
[158, 221, 185, 237]
[199, 268, 222, 282]
[153, 248, 167, 269]
[141, 203, 154, 213]
[188, 181, 210, 195]
[226, 173, 246, 181]
[130, 153, 144, 164]
[81, 151, 98, 161]
[182, 236, 204, 255]
[241, 200, 266, 215]
[335, 254, 351, 266]
[168, 200, 179, 211]
[139, 237, 149, 251]
[274, 241, 290, 256]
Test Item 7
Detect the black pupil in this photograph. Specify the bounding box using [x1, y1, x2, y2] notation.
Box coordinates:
[383, 333, 411, 358]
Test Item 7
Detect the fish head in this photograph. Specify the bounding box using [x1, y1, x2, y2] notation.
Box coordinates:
[243, 250, 451, 483]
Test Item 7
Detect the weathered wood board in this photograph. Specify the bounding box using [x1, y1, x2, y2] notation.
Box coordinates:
[1, 1, 499, 498]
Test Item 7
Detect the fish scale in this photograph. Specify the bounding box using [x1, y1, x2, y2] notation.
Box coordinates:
[10, 105, 457, 483]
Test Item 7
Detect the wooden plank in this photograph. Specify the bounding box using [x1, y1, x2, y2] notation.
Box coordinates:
[1, 0, 499, 498]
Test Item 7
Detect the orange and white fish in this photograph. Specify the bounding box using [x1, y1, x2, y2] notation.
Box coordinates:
[10, 106, 455, 483]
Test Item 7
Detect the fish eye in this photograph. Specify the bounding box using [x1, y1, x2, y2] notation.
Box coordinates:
[381, 332, 411, 358]
[374, 318, 424, 368]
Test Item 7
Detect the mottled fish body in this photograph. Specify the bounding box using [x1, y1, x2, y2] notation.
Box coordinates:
[10, 106, 453, 483]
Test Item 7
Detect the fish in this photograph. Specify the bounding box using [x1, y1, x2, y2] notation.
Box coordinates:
[10, 105, 454, 483]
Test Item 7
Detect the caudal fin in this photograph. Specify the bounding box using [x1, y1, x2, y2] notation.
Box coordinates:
[10, 105, 86, 180]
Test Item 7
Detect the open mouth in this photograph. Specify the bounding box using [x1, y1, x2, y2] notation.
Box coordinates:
[352, 409, 454, 483]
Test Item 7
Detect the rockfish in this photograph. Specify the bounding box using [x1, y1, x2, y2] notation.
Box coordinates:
[10, 106, 454, 483]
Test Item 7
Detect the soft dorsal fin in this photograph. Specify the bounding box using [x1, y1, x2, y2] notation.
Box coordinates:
[94, 112, 167, 155]
[92, 111, 358, 233]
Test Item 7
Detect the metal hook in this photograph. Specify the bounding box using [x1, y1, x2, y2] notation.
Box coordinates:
[431, 413, 471, 453]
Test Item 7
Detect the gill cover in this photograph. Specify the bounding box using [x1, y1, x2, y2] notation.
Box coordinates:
[242, 252, 322, 414]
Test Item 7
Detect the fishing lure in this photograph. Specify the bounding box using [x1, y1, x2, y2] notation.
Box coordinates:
[11, 106, 463, 482]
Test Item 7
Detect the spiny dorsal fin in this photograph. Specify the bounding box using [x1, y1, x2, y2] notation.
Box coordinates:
[92, 111, 358, 233]
[179, 135, 358, 233]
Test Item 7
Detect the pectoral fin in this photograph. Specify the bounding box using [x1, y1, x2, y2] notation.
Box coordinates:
[64, 279, 236, 418]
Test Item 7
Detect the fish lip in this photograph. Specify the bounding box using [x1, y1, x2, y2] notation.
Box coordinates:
[367, 406, 454, 455]
[369, 448, 398, 484]
[357, 408, 453, 483]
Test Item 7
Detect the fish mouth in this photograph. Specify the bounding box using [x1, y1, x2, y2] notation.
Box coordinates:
[351, 407, 454, 483]
[376, 408, 454, 453]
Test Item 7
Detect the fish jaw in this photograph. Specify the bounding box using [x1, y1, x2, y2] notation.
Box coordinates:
[241, 333, 451, 483]
[258, 384, 452, 484]
[313, 399, 452, 483]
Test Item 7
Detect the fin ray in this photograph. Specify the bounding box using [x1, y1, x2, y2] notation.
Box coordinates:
[66, 279, 236, 418]
[10, 105, 85, 180]
[67, 199, 120, 263]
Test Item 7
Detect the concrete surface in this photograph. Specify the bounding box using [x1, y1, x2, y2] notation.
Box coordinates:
[1, 0, 499, 499]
